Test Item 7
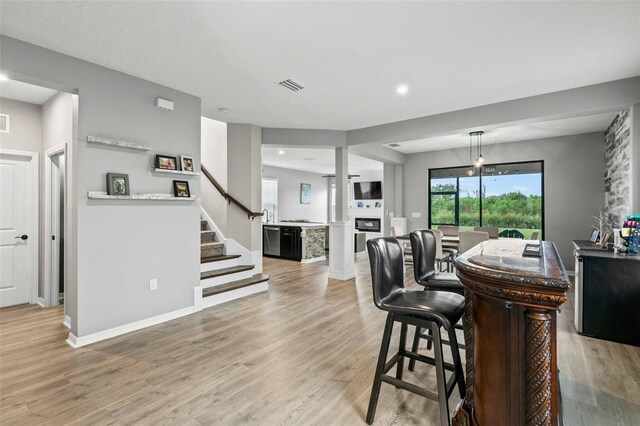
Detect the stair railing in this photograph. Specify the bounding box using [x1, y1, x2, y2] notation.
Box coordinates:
[201, 165, 264, 220]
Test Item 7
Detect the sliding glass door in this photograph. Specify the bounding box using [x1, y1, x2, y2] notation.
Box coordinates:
[428, 161, 543, 239]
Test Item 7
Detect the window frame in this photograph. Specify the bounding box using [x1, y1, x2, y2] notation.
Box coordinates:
[427, 160, 545, 239]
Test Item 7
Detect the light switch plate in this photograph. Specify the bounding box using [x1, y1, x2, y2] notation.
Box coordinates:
[149, 278, 158, 291]
[412, 212, 422, 218]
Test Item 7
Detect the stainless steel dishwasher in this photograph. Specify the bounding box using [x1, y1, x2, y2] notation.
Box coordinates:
[263, 226, 281, 257]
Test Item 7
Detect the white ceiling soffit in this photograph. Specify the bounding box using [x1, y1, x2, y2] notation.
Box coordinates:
[0, 78, 57, 105]
[262, 147, 383, 175]
[385, 112, 618, 154]
[1, 2, 638, 130]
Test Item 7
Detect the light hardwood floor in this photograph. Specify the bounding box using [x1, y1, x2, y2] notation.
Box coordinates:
[1, 257, 638, 425]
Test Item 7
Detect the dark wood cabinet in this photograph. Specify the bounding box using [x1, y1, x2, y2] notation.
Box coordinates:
[453, 240, 570, 426]
[279, 227, 302, 260]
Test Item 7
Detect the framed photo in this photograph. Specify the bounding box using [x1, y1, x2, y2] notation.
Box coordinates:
[155, 154, 177, 170]
[600, 230, 613, 248]
[180, 155, 195, 172]
[106, 173, 130, 196]
[0, 114, 9, 134]
[589, 229, 600, 243]
[300, 183, 311, 204]
[173, 180, 191, 198]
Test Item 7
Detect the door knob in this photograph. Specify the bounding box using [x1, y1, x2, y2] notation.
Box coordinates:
[15, 235, 28, 240]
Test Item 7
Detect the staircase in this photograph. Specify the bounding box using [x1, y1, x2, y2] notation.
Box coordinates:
[195, 218, 269, 311]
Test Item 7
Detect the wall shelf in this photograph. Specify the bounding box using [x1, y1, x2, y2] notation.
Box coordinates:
[87, 136, 151, 151]
[88, 191, 196, 201]
[151, 168, 199, 176]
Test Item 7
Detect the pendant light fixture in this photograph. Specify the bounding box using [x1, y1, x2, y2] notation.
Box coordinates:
[471, 130, 485, 168]
[466, 132, 476, 176]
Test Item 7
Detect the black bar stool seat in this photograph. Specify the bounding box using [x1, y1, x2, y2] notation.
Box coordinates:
[366, 237, 466, 426]
[382, 291, 463, 331]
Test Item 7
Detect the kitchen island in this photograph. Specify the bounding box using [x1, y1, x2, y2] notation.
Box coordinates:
[263, 222, 327, 262]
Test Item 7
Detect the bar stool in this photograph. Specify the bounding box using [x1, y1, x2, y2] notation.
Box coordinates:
[366, 237, 466, 426]
[409, 230, 465, 371]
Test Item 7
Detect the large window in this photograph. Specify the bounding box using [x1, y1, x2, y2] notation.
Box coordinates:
[429, 161, 543, 239]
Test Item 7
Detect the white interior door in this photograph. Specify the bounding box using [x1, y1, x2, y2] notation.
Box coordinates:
[0, 152, 37, 307]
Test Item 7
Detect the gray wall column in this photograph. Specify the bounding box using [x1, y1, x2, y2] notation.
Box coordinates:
[335, 147, 348, 222]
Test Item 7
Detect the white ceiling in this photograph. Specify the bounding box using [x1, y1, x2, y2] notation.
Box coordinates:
[1, 1, 638, 130]
[0, 79, 57, 105]
[262, 147, 382, 175]
[387, 112, 618, 154]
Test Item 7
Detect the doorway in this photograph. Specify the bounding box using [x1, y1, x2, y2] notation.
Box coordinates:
[0, 150, 39, 307]
[44, 146, 67, 318]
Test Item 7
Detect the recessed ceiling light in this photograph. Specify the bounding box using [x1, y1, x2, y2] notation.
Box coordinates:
[0, 74, 8, 81]
[218, 107, 230, 113]
[396, 84, 409, 95]
[304, 158, 316, 161]
[388, 143, 401, 147]
[278, 150, 285, 155]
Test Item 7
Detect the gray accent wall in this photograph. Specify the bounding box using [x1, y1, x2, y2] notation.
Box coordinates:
[2, 36, 201, 337]
[403, 133, 605, 269]
[262, 165, 329, 223]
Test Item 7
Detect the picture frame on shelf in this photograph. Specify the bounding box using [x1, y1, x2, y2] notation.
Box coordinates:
[589, 228, 600, 243]
[173, 180, 191, 198]
[300, 183, 311, 204]
[357, 201, 363, 208]
[155, 154, 177, 170]
[180, 155, 195, 172]
[106, 173, 130, 196]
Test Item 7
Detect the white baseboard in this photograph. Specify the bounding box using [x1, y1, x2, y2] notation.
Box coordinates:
[66, 306, 195, 348]
[63, 315, 71, 329]
[37, 297, 45, 307]
[328, 271, 356, 280]
[301, 256, 326, 264]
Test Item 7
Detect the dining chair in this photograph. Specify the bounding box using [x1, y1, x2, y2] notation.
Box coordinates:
[438, 226, 459, 237]
[498, 229, 525, 239]
[391, 225, 412, 263]
[531, 231, 540, 240]
[459, 231, 490, 253]
[432, 229, 453, 272]
[474, 226, 499, 239]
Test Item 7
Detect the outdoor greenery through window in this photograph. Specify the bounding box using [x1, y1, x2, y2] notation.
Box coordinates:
[429, 161, 543, 239]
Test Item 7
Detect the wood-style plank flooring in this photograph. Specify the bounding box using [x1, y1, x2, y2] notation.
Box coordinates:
[1, 257, 639, 425]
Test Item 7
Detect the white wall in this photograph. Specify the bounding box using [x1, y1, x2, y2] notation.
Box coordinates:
[0, 97, 42, 152]
[262, 165, 328, 223]
[403, 133, 605, 269]
[2, 35, 202, 338]
[201, 117, 228, 234]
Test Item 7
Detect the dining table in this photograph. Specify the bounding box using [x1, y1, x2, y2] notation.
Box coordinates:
[397, 233, 460, 250]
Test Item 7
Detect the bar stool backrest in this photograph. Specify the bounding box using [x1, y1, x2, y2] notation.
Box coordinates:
[438, 225, 459, 237]
[459, 231, 490, 253]
[474, 226, 499, 239]
[431, 229, 447, 259]
[409, 230, 437, 286]
[367, 237, 406, 310]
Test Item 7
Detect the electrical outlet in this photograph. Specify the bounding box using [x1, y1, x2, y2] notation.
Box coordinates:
[149, 278, 158, 291]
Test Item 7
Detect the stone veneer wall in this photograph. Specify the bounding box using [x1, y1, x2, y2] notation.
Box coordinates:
[303, 228, 326, 260]
[604, 108, 632, 230]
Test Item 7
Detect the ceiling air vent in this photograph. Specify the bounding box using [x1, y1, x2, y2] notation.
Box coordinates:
[278, 79, 304, 92]
[388, 143, 401, 147]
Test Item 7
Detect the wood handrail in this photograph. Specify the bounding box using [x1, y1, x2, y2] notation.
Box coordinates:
[201, 165, 264, 220]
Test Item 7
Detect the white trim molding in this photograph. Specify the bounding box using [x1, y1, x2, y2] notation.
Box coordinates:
[66, 306, 195, 348]
[63, 315, 71, 329]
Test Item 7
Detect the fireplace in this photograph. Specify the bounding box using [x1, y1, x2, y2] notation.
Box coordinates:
[355, 217, 381, 233]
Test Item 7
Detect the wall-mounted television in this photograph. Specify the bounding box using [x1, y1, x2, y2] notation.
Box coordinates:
[354, 181, 382, 200]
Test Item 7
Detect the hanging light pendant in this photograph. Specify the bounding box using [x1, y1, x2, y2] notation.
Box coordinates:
[466, 132, 476, 176]
[470, 131, 485, 168]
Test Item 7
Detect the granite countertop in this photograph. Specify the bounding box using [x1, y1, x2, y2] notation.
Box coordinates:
[263, 222, 329, 229]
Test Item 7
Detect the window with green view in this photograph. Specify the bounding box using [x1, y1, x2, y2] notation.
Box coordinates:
[428, 161, 543, 239]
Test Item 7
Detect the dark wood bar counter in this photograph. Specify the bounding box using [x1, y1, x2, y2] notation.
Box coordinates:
[452, 239, 571, 426]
